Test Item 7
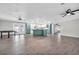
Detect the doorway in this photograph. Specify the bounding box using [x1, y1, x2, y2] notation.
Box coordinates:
[13, 23, 25, 35]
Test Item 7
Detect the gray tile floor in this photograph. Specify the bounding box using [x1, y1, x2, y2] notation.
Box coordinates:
[0, 34, 79, 55]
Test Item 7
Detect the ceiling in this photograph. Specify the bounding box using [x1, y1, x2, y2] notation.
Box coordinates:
[0, 3, 79, 23]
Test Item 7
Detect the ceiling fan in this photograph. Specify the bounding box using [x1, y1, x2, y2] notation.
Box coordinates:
[61, 9, 79, 17]
[60, 3, 79, 17]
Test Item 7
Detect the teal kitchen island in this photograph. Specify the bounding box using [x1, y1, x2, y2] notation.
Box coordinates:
[33, 29, 48, 36]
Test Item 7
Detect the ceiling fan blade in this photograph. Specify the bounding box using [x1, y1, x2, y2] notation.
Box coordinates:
[60, 12, 68, 17]
[62, 13, 68, 17]
[72, 9, 79, 12]
[70, 12, 75, 15]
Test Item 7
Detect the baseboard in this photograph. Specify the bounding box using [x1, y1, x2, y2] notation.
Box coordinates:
[61, 34, 79, 38]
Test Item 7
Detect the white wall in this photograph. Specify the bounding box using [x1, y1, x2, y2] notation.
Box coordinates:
[0, 20, 13, 31]
[0, 20, 13, 35]
[60, 19, 79, 38]
[0, 20, 26, 35]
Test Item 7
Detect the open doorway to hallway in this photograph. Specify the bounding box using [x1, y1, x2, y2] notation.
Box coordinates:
[13, 23, 25, 35]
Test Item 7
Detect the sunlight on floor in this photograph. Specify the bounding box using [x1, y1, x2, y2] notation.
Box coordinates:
[57, 33, 62, 43]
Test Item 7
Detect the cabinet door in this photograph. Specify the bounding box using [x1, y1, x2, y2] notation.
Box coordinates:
[33, 30, 43, 36]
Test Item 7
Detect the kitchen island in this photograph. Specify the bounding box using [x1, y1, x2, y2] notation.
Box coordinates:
[33, 28, 48, 36]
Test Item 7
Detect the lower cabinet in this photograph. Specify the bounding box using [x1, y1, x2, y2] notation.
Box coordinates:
[33, 29, 48, 36]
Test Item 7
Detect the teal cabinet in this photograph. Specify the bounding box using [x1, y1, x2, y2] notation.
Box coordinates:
[25, 24, 31, 34]
[43, 29, 48, 36]
[33, 29, 48, 36]
[33, 30, 43, 36]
